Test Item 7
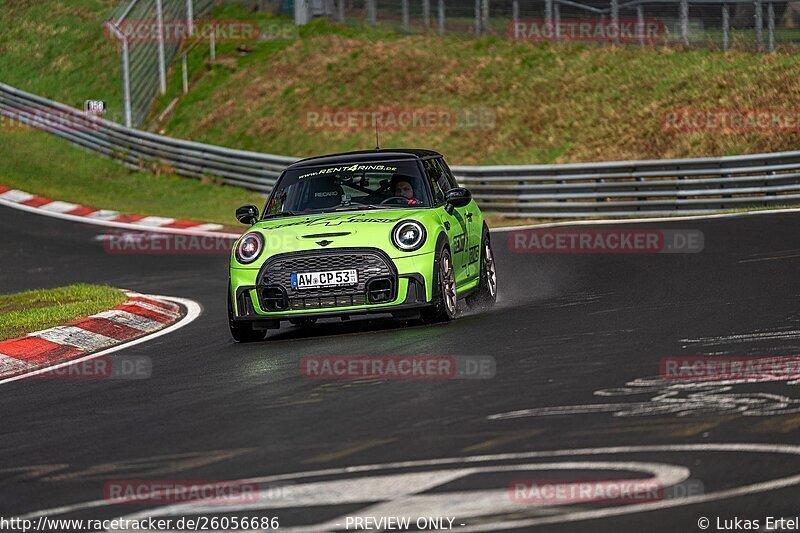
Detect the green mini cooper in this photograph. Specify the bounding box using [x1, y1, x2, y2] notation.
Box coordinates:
[228, 149, 497, 342]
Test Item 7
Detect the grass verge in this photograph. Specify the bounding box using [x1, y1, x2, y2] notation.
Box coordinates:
[0, 129, 265, 226]
[0, 284, 127, 341]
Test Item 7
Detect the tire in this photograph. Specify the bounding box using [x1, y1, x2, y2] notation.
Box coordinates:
[421, 237, 458, 323]
[466, 225, 498, 310]
[228, 281, 267, 343]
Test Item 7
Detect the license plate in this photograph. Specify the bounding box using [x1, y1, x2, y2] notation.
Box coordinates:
[291, 269, 358, 289]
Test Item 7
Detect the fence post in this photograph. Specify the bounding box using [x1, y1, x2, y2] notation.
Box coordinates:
[611, 0, 619, 43]
[294, 0, 309, 25]
[186, 0, 194, 36]
[554, 1, 560, 41]
[545, 0, 553, 26]
[722, 3, 729, 49]
[210, 28, 216, 61]
[155, 0, 167, 95]
[338, 0, 345, 22]
[438, 0, 445, 34]
[637, 4, 644, 46]
[512, 0, 519, 23]
[402, 0, 409, 31]
[181, 54, 189, 94]
[754, 0, 763, 48]
[423, 0, 431, 27]
[481, 0, 489, 34]
[679, 0, 689, 45]
[367, 0, 376, 25]
[475, 0, 481, 34]
[768, 2, 775, 51]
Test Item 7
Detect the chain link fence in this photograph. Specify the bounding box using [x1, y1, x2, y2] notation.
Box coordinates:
[300, 0, 798, 49]
[105, 0, 216, 128]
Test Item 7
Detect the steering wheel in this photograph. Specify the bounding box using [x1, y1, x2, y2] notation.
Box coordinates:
[380, 196, 410, 205]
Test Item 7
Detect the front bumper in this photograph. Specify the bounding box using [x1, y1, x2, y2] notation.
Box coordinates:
[231, 248, 433, 322]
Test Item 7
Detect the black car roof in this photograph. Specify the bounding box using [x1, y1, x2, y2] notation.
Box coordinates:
[286, 149, 443, 170]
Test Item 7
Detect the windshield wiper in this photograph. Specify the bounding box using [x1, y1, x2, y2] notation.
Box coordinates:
[262, 210, 306, 219]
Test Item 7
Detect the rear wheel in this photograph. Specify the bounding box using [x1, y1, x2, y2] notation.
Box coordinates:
[466, 226, 497, 310]
[228, 282, 267, 343]
[422, 240, 458, 323]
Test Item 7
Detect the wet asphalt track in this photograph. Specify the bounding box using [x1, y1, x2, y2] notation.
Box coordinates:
[2, 203, 800, 531]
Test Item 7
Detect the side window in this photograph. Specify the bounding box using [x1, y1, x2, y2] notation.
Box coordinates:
[423, 159, 446, 205]
[438, 158, 459, 190]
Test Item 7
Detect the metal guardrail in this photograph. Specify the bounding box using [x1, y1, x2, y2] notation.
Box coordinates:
[4, 82, 800, 218]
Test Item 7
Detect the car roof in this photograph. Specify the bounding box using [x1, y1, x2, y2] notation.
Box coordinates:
[286, 149, 443, 170]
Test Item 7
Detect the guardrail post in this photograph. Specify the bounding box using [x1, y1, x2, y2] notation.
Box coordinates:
[438, 0, 445, 34]
[754, 0, 763, 48]
[423, 0, 431, 28]
[367, 0, 376, 26]
[768, 2, 775, 51]
[611, 0, 619, 44]
[402, 0, 409, 31]
[637, 4, 644, 46]
[722, 3, 729, 50]
[679, 0, 689, 45]
[155, 0, 167, 95]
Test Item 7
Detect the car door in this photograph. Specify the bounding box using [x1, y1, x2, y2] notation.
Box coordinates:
[423, 158, 470, 286]
[440, 158, 481, 280]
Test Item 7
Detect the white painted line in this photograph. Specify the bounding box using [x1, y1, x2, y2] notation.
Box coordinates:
[490, 206, 800, 232]
[0, 296, 201, 385]
[85, 209, 121, 221]
[15, 444, 800, 530]
[0, 353, 33, 377]
[191, 223, 225, 231]
[93, 309, 165, 333]
[38, 201, 79, 213]
[136, 216, 176, 227]
[0, 195, 240, 239]
[33, 326, 118, 352]
[0, 189, 34, 203]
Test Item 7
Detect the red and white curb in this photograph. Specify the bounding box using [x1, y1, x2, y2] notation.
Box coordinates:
[0, 185, 240, 238]
[0, 290, 201, 384]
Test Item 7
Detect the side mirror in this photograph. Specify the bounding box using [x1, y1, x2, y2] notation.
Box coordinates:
[445, 187, 472, 209]
[236, 204, 259, 226]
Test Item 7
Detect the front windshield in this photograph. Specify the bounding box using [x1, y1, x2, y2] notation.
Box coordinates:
[263, 160, 431, 217]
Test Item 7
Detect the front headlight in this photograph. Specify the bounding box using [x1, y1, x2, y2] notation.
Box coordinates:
[235, 232, 264, 264]
[392, 220, 426, 252]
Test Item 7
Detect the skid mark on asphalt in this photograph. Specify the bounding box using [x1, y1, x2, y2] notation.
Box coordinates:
[750, 414, 800, 434]
[567, 416, 734, 439]
[303, 438, 398, 464]
[460, 429, 546, 453]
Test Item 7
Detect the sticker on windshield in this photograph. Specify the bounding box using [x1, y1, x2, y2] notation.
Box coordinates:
[299, 164, 398, 180]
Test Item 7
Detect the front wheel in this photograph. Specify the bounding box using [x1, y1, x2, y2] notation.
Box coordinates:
[422, 241, 458, 323]
[466, 226, 497, 310]
[228, 282, 267, 343]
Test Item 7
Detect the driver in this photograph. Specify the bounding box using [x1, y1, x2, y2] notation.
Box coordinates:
[391, 177, 419, 205]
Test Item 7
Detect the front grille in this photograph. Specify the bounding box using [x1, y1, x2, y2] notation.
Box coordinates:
[257, 248, 396, 310]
